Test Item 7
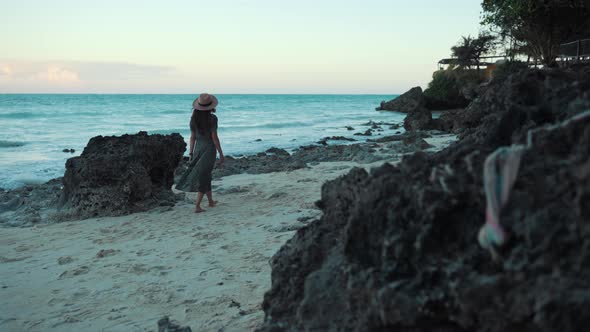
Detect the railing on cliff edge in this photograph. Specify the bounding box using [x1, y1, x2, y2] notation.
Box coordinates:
[558, 38, 590, 62]
[438, 38, 590, 70]
[437, 55, 507, 70]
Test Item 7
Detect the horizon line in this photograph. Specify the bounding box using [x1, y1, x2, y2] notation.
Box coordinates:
[0, 92, 402, 96]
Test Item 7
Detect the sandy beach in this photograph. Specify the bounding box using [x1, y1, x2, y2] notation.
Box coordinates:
[0, 134, 455, 331]
[3, 1, 589, 329]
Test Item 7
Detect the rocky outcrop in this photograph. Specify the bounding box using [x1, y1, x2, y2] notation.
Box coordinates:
[435, 68, 590, 141]
[0, 178, 62, 227]
[292, 144, 383, 164]
[175, 144, 392, 182]
[403, 106, 435, 131]
[173, 135, 436, 184]
[376, 86, 425, 112]
[212, 150, 307, 179]
[367, 131, 431, 143]
[58, 131, 186, 219]
[459, 81, 485, 101]
[157, 316, 192, 332]
[259, 67, 590, 331]
[317, 136, 356, 145]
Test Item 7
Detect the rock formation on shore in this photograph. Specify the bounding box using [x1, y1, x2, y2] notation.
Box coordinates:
[435, 67, 590, 141]
[377, 84, 478, 114]
[174, 142, 409, 184]
[376, 86, 425, 112]
[58, 131, 186, 219]
[259, 66, 590, 331]
[403, 106, 435, 131]
[403, 66, 590, 135]
[0, 179, 62, 227]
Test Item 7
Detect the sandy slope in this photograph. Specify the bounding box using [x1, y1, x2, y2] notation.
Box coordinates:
[0, 135, 455, 332]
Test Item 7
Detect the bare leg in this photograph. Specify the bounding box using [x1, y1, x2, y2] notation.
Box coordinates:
[195, 192, 206, 213]
[206, 191, 217, 207]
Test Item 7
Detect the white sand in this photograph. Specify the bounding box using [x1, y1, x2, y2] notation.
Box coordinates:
[0, 135, 455, 332]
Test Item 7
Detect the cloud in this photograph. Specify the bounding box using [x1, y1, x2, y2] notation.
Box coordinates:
[35, 65, 81, 84]
[0, 65, 12, 76]
[74, 62, 174, 80]
[0, 60, 176, 92]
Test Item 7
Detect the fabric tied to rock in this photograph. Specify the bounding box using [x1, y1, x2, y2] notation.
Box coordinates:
[478, 145, 526, 257]
[478, 110, 590, 258]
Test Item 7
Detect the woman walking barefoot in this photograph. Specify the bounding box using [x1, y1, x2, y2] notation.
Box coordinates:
[176, 93, 225, 213]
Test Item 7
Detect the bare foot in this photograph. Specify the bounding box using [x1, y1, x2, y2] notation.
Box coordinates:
[195, 207, 206, 213]
[208, 201, 218, 207]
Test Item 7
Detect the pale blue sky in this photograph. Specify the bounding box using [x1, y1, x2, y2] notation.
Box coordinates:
[0, 0, 483, 93]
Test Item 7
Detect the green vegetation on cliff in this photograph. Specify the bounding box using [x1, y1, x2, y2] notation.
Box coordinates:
[481, 0, 590, 64]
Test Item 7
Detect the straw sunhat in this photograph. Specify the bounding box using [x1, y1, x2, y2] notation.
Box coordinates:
[193, 93, 219, 111]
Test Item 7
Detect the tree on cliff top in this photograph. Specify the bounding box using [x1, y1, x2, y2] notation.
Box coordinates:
[481, 0, 590, 64]
[451, 34, 497, 70]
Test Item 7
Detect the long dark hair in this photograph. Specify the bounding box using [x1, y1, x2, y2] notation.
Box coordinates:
[191, 109, 215, 136]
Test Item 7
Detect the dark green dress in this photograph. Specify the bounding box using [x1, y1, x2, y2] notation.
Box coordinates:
[176, 114, 218, 193]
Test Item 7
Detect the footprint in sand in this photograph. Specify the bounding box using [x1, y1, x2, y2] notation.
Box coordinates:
[223, 274, 236, 281]
[121, 264, 151, 275]
[59, 266, 90, 279]
[135, 249, 154, 257]
[71, 288, 91, 300]
[192, 231, 223, 241]
[57, 256, 75, 265]
[219, 244, 232, 251]
[99, 228, 113, 234]
[266, 192, 288, 200]
[14, 244, 33, 252]
[0, 255, 31, 263]
[96, 249, 120, 259]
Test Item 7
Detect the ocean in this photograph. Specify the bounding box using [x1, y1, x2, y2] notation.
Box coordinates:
[0, 94, 403, 189]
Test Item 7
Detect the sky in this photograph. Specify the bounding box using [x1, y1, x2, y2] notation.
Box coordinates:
[0, 0, 484, 94]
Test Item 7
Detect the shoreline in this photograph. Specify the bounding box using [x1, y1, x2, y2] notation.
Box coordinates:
[0, 94, 403, 191]
[0, 120, 403, 192]
[0, 119, 421, 228]
[0, 124, 456, 331]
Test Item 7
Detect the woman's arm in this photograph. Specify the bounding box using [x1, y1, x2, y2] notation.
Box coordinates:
[189, 131, 196, 161]
[211, 130, 224, 165]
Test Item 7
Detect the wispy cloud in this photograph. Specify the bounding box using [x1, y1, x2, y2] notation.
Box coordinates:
[0, 60, 176, 92]
[35, 65, 81, 84]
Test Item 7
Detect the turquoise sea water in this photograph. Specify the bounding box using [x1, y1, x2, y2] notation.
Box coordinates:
[0, 94, 402, 189]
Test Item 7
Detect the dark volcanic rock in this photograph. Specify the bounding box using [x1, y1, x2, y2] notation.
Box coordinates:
[212, 153, 307, 179]
[459, 81, 485, 101]
[317, 136, 357, 145]
[361, 121, 399, 127]
[266, 147, 291, 156]
[58, 131, 186, 219]
[367, 131, 431, 143]
[376, 86, 425, 112]
[292, 144, 383, 164]
[353, 129, 373, 136]
[174, 142, 389, 182]
[404, 106, 435, 131]
[0, 178, 62, 227]
[389, 123, 402, 129]
[157, 316, 191, 332]
[436, 68, 590, 143]
[259, 67, 590, 331]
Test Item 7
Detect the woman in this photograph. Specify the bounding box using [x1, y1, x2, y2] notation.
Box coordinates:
[176, 93, 225, 213]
